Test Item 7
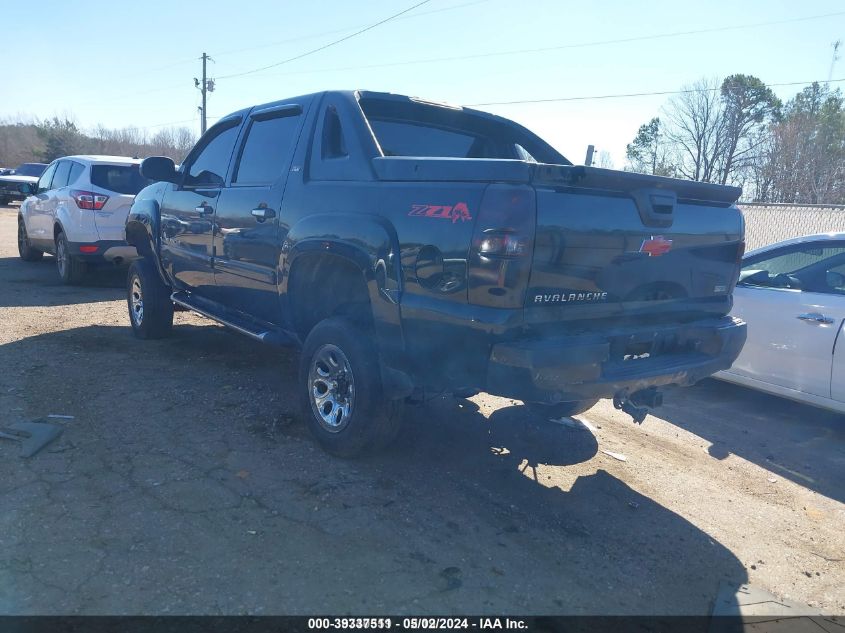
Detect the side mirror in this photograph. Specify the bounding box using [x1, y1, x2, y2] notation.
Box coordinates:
[18, 182, 36, 195]
[140, 156, 179, 183]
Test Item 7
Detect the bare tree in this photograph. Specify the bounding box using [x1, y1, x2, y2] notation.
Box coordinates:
[597, 150, 614, 169]
[662, 78, 726, 182]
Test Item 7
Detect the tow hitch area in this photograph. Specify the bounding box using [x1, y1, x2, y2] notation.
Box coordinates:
[613, 387, 664, 424]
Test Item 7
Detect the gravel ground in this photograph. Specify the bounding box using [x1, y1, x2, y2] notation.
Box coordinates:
[0, 204, 843, 615]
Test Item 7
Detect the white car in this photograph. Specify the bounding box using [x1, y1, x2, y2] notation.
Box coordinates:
[716, 233, 845, 413]
[17, 155, 148, 283]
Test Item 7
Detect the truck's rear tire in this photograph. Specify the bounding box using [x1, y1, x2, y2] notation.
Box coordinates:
[529, 399, 599, 420]
[55, 230, 87, 284]
[127, 258, 174, 339]
[299, 317, 403, 457]
[18, 217, 43, 262]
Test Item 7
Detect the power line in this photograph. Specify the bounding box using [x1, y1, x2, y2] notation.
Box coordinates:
[216, 0, 433, 80]
[219, 9, 845, 81]
[464, 78, 845, 107]
[213, 0, 489, 59]
[140, 78, 841, 129]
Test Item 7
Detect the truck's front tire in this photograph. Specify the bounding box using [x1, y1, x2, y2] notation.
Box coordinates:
[299, 317, 403, 457]
[127, 258, 173, 339]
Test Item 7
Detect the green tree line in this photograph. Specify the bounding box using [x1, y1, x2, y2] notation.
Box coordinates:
[625, 77, 845, 204]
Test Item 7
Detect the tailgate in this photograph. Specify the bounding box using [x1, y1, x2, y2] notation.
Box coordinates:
[526, 165, 744, 325]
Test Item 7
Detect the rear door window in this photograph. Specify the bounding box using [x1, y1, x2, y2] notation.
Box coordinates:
[90, 164, 151, 195]
[51, 161, 72, 189]
[233, 109, 302, 185]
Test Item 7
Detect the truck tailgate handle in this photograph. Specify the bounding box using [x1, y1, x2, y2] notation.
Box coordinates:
[631, 188, 676, 228]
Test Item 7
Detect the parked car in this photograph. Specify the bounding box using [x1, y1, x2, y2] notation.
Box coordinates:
[0, 162, 48, 205]
[715, 233, 845, 413]
[17, 155, 149, 283]
[125, 90, 746, 456]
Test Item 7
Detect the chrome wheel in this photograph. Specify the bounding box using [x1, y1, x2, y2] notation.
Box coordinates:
[308, 344, 355, 433]
[130, 276, 144, 326]
[56, 236, 67, 277]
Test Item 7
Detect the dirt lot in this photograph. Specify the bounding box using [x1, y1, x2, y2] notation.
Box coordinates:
[0, 204, 843, 615]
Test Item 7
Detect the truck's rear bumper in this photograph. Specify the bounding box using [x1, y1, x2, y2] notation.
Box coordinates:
[486, 316, 746, 403]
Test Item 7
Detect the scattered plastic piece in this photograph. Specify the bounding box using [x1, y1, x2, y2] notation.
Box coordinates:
[549, 417, 595, 433]
[628, 501, 640, 509]
[0, 421, 64, 458]
[601, 449, 627, 462]
[767, 477, 777, 483]
[47, 414, 74, 420]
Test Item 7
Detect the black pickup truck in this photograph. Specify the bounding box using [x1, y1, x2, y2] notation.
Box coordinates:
[126, 90, 746, 456]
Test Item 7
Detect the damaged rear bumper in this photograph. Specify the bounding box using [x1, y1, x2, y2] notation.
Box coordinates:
[487, 315, 746, 404]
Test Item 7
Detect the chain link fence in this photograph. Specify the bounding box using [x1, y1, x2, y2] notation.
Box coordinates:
[739, 203, 845, 251]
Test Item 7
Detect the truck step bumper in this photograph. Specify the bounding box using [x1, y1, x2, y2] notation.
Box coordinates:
[487, 316, 747, 404]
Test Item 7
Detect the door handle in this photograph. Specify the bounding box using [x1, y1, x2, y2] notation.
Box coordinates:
[796, 312, 834, 324]
[251, 206, 276, 221]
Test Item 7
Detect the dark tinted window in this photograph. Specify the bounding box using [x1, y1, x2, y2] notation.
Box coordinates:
[234, 112, 301, 184]
[369, 120, 477, 157]
[16, 163, 48, 177]
[52, 161, 72, 189]
[359, 97, 569, 163]
[37, 163, 57, 193]
[322, 106, 347, 159]
[67, 161, 84, 185]
[186, 124, 240, 186]
[91, 164, 152, 195]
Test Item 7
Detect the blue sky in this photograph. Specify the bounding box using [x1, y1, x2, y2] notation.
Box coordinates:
[3, 0, 844, 165]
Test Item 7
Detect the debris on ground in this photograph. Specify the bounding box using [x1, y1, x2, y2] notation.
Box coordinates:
[0, 421, 64, 458]
[549, 417, 596, 433]
[47, 414, 75, 420]
[601, 449, 627, 462]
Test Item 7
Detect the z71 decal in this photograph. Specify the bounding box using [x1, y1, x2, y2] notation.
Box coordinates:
[408, 203, 472, 224]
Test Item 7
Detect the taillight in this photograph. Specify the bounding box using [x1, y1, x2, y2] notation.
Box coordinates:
[71, 190, 108, 210]
[468, 184, 536, 308]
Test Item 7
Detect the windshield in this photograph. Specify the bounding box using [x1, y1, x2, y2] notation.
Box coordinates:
[90, 164, 151, 195]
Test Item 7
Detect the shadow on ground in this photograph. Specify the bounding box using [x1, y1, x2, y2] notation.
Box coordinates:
[0, 256, 125, 307]
[0, 324, 747, 614]
[654, 378, 845, 504]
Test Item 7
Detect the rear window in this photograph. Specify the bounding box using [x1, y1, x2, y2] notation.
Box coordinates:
[359, 97, 569, 163]
[16, 163, 47, 177]
[90, 164, 151, 195]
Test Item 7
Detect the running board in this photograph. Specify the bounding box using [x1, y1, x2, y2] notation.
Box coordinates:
[170, 291, 298, 347]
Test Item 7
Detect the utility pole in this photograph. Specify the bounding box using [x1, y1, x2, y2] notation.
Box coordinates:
[194, 53, 215, 135]
[584, 144, 595, 167]
[829, 40, 841, 83]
